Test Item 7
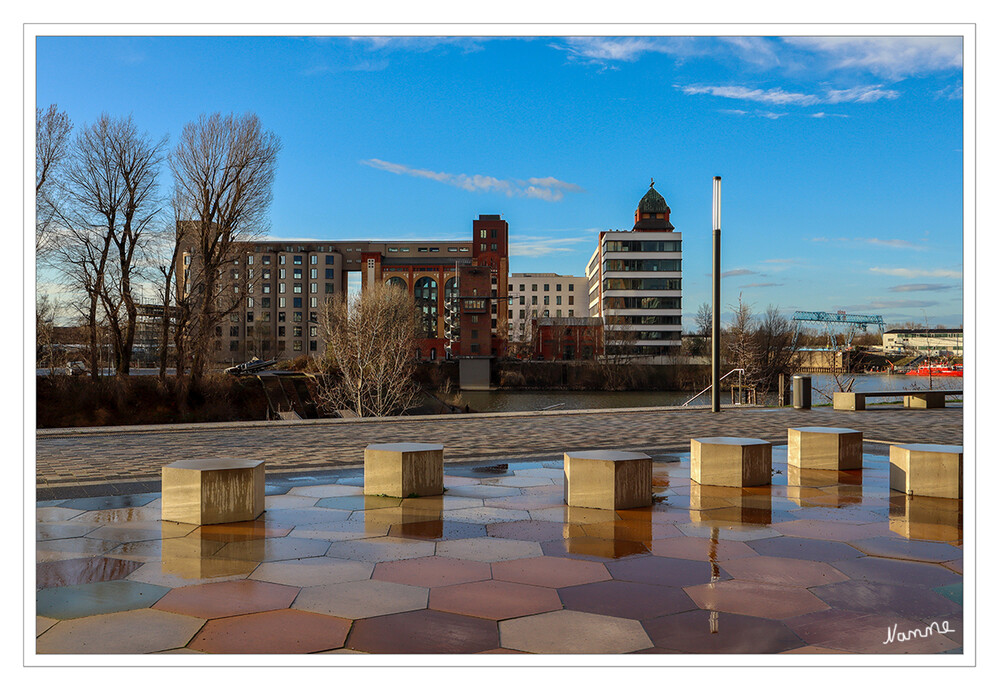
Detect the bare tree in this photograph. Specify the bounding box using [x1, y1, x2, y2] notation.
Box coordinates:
[36, 105, 73, 260]
[752, 306, 800, 392]
[317, 283, 422, 417]
[694, 301, 712, 337]
[170, 112, 280, 383]
[57, 114, 165, 378]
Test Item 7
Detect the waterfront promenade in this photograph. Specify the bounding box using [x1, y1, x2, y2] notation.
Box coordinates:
[36, 405, 963, 496]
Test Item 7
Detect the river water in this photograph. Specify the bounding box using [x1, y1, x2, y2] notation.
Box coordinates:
[459, 373, 963, 413]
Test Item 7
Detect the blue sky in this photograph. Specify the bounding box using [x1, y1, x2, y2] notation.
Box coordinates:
[35, 34, 965, 327]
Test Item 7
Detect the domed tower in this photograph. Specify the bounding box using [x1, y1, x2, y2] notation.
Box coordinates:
[633, 179, 675, 231]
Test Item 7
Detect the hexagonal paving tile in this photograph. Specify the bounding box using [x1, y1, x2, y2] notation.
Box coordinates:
[212, 536, 333, 562]
[831, 556, 960, 588]
[265, 494, 321, 509]
[444, 485, 522, 499]
[684, 580, 829, 619]
[194, 520, 293, 541]
[489, 476, 555, 488]
[643, 609, 807, 653]
[37, 556, 143, 589]
[256, 507, 353, 527]
[36, 608, 205, 654]
[67, 506, 161, 524]
[37, 523, 99, 541]
[36, 537, 122, 563]
[500, 610, 652, 654]
[125, 554, 259, 588]
[491, 556, 610, 588]
[387, 520, 488, 541]
[745, 536, 865, 562]
[784, 608, 960, 653]
[607, 556, 729, 588]
[37, 579, 171, 619]
[153, 579, 300, 619]
[436, 537, 543, 563]
[720, 556, 850, 588]
[848, 536, 963, 563]
[443, 507, 532, 524]
[288, 519, 388, 541]
[36, 616, 58, 637]
[430, 580, 562, 620]
[809, 580, 962, 620]
[485, 520, 575, 542]
[675, 522, 781, 541]
[347, 609, 499, 653]
[559, 580, 696, 620]
[249, 557, 374, 587]
[287, 484, 363, 498]
[774, 519, 890, 542]
[542, 536, 650, 561]
[314, 495, 401, 511]
[372, 556, 491, 588]
[293, 579, 428, 619]
[188, 609, 352, 653]
[36, 507, 86, 523]
[325, 536, 437, 562]
[649, 536, 758, 562]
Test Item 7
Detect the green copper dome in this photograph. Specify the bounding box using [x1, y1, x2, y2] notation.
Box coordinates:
[638, 181, 670, 214]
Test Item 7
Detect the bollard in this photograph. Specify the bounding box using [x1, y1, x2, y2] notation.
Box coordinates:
[792, 375, 811, 410]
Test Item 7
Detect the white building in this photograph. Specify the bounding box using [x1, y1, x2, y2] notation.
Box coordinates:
[507, 273, 589, 341]
[882, 329, 963, 357]
[586, 182, 683, 355]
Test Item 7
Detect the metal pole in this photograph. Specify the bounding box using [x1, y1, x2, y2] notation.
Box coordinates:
[711, 176, 722, 412]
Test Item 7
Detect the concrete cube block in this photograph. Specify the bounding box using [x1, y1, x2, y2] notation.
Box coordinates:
[161, 458, 265, 525]
[788, 427, 863, 470]
[563, 450, 652, 510]
[890, 443, 962, 499]
[690, 437, 772, 488]
[364, 443, 444, 498]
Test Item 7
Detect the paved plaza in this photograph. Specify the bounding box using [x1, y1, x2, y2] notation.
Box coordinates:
[34, 406, 964, 656]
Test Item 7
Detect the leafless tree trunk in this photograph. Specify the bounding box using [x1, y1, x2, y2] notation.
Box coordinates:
[317, 283, 422, 417]
[170, 112, 279, 384]
[36, 105, 73, 261]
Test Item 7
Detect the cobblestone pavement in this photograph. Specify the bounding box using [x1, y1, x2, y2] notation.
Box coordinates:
[36, 406, 964, 490]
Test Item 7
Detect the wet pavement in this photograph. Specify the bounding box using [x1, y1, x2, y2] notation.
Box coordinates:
[34, 444, 963, 655]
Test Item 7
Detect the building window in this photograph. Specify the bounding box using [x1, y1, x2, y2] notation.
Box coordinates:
[294, 312, 303, 322]
[471, 315, 479, 324]
[544, 296, 549, 305]
[569, 310, 574, 317]
[294, 283, 302, 294]
[278, 340, 285, 351]
[310, 283, 318, 293]
[310, 297, 318, 308]
[279, 297, 286, 308]
[261, 311, 270, 322]
[519, 310, 525, 319]
[279, 255, 286, 265]
[569, 296, 574, 305]
[293, 326, 302, 337]
[294, 297, 302, 308]
[544, 284, 549, 291]
[569, 284, 574, 291]
[480, 229, 487, 238]
[262, 298, 271, 308]
[247, 297, 254, 308]
[325, 283, 334, 294]
[293, 341, 303, 351]
[310, 255, 317, 265]
[491, 243, 497, 251]
[519, 296, 525, 305]
[247, 312, 254, 322]
[263, 269, 271, 280]
[278, 326, 286, 337]
[414, 277, 439, 337]
[263, 284, 271, 294]
[531, 284, 537, 291]
[310, 340, 317, 351]
[279, 312, 286, 322]
[279, 283, 286, 294]
[326, 255, 335, 265]
[556, 310, 562, 317]
[310, 325, 318, 337]
[556, 296, 562, 305]
[292, 268, 302, 279]
[325, 269, 334, 280]
[230, 341, 238, 351]
[310, 311, 317, 322]
[294, 255, 303, 265]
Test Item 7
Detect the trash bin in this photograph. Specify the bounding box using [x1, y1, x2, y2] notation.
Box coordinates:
[792, 375, 811, 409]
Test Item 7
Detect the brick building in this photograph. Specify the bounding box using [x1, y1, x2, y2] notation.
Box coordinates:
[177, 214, 509, 365]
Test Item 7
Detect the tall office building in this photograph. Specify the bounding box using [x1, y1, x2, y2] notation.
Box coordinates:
[586, 181, 682, 355]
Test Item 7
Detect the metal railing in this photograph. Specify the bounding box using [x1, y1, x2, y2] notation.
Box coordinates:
[681, 369, 745, 407]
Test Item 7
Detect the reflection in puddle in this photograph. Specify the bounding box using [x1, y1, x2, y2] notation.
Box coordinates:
[889, 493, 962, 542]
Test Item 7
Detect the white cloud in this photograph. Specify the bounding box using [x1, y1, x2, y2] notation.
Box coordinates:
[721, 268, 757, 278]
[360, 159, 584, 201]
[740, 282, 783, 288]
[680, 83, 898, 106]
[509, 236, 592, 257]
[870, 267, 963, 279]
[888, 284, 959, 293]
[782, 37, 963, 79]
[810, 112, 849, 118]
[556, 37, 701, 63]
[864, 238, 924, 250]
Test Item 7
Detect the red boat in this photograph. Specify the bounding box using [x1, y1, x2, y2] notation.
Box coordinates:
[905, 363, 963, 377]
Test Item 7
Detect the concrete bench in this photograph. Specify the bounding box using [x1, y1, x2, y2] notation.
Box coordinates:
[889, 443, 963, 499]
[161, 458, 265, 525]
[691, 437, 772, 487]
[563, 450, 652, 510]
[833, 390, 962, 411]
[788, 427, 863, 470]
[364, 443, 444, 498]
